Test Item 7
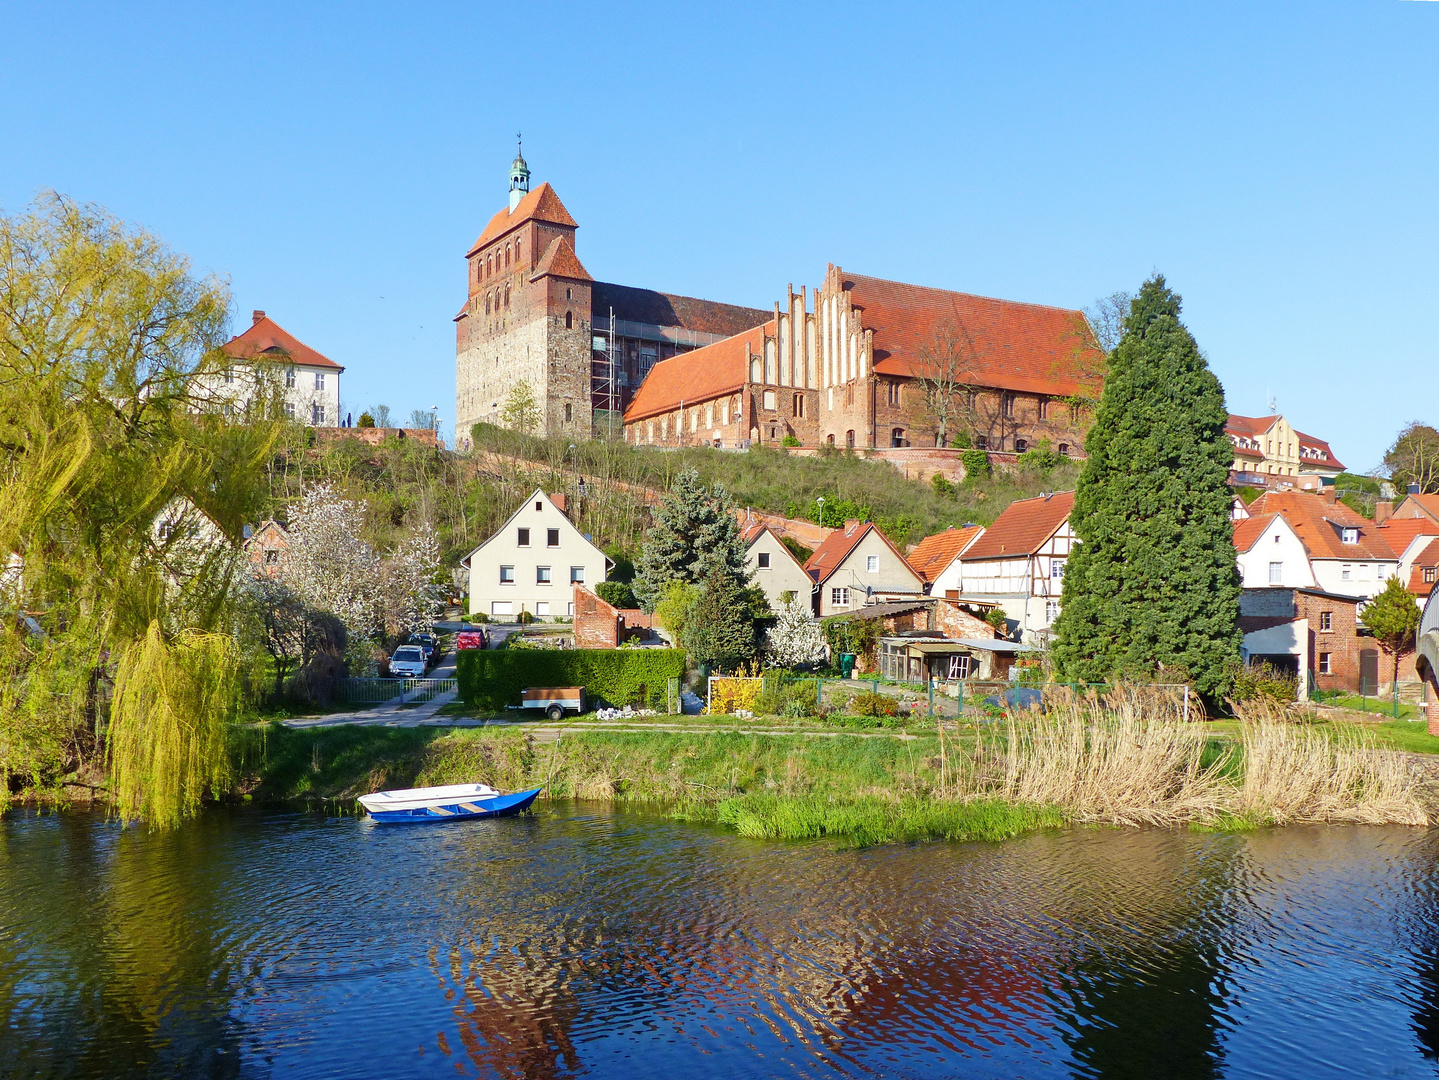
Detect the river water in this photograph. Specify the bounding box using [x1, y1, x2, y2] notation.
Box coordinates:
[4, 805, 1439, 1079]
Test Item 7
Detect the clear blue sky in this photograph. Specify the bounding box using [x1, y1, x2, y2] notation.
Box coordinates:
[3, 2, 1435, 470]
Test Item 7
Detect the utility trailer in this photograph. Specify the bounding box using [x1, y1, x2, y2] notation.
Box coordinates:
[512, 686, 585, 721]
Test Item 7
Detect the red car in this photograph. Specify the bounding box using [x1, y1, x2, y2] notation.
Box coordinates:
[455, 629, 487, 650]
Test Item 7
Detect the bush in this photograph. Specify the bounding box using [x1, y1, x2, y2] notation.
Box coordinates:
[1230, 662, 1298, 705]
[456, 648, 687, 711]
[595, 580, 638, 609]
[517, 610, 535, 625]
[849, 691, 899, 717]
[755, 678, 823, 718]
[950, 431, 972, 450]
[781, 434, 801, 447]
[931, 473, 954, 497]
[961, 449, 990, 480]
[1018, 438, 1062, 472]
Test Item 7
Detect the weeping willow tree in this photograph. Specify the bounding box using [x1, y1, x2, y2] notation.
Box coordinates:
[0, 192, 285, 823]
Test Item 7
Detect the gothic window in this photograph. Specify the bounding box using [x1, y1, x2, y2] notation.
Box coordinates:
[487, 255, 493, 277]
[975, 435, 987, 450]
[891, 428, 905, 447]
[1037, 397, 1049, 420]
[484, 294, 490, 315]
[827, 434, 835, 445]
[1015, 438, 1028, 452]
[1058, 443, 1069, 455]
[846, 429, 855, 448]
[886, 381, 900, 405]
[793, 394, 805, 418]
[1003, 393, 1016, 419]
[566, 287, 572, 300]
[505, 244, 511, 267]
[565, 311, 573, 329]
[504, 286, 510, 307]
[515, 238, 521, 262]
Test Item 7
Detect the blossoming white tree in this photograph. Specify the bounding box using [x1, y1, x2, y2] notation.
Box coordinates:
[764, 594, 829, 669]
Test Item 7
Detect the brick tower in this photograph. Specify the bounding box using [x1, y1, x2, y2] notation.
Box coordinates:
[454, 146, 593, 445]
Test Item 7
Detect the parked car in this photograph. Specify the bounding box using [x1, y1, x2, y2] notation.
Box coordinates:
[389, 645, 428, 678]
[410, 633, 437, 661]
[456, 629, 487, 650]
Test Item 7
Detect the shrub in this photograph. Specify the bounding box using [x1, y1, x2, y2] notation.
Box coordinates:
[781, 434, 801, 447]
[931, 473, 954, 497]
[755, 677, 823, 718]
[456, 648, 687, 711]
[517, 610, 535, 625]
[950, 431, 972, 450]
[849, 691, 899, 717]
[961, 449, 990, 480]
[1230, 662, 1298, 705]
[594, 580, 638, 609]
[1018, 438, 1062, 472]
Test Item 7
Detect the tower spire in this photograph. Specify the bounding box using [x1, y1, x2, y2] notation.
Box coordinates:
[509, 135, 530, 211]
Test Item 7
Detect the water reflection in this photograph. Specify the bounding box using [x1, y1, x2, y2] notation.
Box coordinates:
[3, 805, 1439, 1078]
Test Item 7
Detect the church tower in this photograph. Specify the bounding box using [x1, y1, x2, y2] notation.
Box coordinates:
[454, 150, 593, 446]
[508, 139, 530, 211]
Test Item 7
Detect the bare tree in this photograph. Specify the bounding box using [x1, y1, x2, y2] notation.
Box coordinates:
[913, 310, 983, 448]
[1083, 292, 1131, 356]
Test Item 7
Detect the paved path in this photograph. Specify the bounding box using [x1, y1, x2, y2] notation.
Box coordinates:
[282, 653, 461, 730]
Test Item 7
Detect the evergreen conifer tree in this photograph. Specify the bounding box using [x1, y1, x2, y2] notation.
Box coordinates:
[687, 562, 757, 671]
[632, 468, 749, 610]
[1051, 276, 1241, 697]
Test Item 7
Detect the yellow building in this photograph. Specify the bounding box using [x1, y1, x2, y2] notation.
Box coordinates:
[1226, 414, 1344, 483]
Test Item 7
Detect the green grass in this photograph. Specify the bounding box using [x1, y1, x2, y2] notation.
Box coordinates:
[1317, 693, 1421, 721]
[1370, 719, 1439, 754]
[676, 794, 1063, 845]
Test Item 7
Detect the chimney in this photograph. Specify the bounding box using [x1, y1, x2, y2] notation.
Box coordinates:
[1322, 488, 1338, 506]
[845, 519, 862, 535]
[1376, 500, 1394, 525]
[252, 310, 265, 325]
[550, 492, 568, 516]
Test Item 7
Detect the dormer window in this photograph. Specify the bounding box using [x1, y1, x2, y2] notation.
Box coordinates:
[1341, 527, 1358, 544]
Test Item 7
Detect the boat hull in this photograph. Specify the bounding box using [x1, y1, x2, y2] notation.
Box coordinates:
[364, 786, 542, 824]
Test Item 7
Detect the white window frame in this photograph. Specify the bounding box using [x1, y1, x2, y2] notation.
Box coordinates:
[499, 565, 515, 584]
[1318, 652, 1331, 675]
[757, 552, 771, 570]
[1269, 561, 1283, 584]
[570, 566, 585, 583]
[314, 372, 325, 390]
[831, 587, 849, 607]
[517, 528, 531, 547]
[866, 555, 879, 573]
[1045, 599, 1060, 623]
[536, 566, 552, 585]
[491, 601, 513, 616]
[547, 528, 560, 548]
[1051, 559, 1066, 581]
[1341, 527, 1358, 544]
[1341, 564, 1352, 580]
[535, 601, 550, 617]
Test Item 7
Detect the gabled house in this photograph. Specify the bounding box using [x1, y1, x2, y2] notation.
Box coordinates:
[1406, 538, 1439, 600]
[1233, 514, 1318, 590]
[1225, 414, 1344, 484]
[949, 491, 1075, 643]
[1390, 493, 1439, 528]
[218, 311, 344, 426]
[461, 488, 611, 621]
[803, 520, 925, 617]
[906, 524, 985, 597]
[245, 519, 290, 578]
[1243, 490, 1398, 599]
[1375, 517, 1439, 597]
[741, 520, 812, 611]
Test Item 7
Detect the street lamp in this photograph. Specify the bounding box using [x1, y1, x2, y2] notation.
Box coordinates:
[816, 495, 825, 526]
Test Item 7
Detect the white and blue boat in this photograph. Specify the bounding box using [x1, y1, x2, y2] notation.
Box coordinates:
[358, 782, 542, 823]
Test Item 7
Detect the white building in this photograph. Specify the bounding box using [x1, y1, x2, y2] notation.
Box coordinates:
[461, 489, 611, 621]
[803, 520, 926, 618]
[741, 520, 813, 612]
[1236, 490, 1398, 600]
[949, 491, 1075, 644]
[905, 524, 986, 597]
[213, 311, 344, 426]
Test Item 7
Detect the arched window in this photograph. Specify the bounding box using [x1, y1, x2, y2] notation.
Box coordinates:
[487, 255, 492, 277]
[891, 428, 906, 447]
[846, 429, 855, 449]
[505, 244, 511, 267]
[565, 310, 573, 329]
[515, 238, 521, 262]
[827, 434, 835, 445]
[1015, 438, 1028, 452]
[484, 293, 490, 315]
[566, 287, 572, 300]
[504, 286, 510, 308]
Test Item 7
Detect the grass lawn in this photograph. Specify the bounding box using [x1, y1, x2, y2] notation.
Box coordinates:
[1317, 693, 1422, 721]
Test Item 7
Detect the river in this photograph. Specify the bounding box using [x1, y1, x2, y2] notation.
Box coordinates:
[4, 804, 1439, 1079]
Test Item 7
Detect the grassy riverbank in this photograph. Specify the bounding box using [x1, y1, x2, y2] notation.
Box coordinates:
[240, 697, 1434, 844]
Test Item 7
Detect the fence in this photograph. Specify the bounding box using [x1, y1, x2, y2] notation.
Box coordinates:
[335, 677, 458, 706]
[706, 673, 1197, 722]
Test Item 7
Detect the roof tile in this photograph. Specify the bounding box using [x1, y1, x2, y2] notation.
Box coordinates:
[467, 183, 577, 256]
[906, 525, 984, 583]
[623, 322, 772, 424]
[222, 314, 343, 371]
[961, 492, 1075, 560]
[1246, 490, 1393, 561]
[530, 235, 592, 282]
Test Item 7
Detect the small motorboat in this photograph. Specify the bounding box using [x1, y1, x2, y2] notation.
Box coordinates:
[358, 782, 542, 824]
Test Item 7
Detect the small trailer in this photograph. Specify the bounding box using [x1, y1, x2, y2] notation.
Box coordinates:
[513, 686, 585, 721]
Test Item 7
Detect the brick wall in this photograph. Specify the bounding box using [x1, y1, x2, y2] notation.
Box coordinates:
[573, 586, 621, 648]
[936, 601, 997, 640]
[314, 427, 438, 449]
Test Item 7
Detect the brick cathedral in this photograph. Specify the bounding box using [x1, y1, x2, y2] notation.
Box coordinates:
[454, 149, 769, 445]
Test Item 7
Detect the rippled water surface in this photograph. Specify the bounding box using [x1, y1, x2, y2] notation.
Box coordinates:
[6, 805, 1439, 1078]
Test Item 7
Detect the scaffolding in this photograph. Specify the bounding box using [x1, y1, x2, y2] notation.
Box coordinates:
[591, 305, 623, 439]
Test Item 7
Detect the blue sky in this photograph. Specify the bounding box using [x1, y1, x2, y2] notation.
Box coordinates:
[2, 1, 1435, 470]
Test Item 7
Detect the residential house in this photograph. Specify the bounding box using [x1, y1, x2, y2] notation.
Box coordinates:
[1225, 414, 1344, 485]
[217, 311, 344, 426]
[1239, 587, 1368, 696]
[1240, 490, 1398, 599]
[906, 525, 986, 597]
[245, 520, 290, 578]
[461, 489, 611, 621]
[949, 491, 1075, 643]
[742, 520, 812, 611]
[803, 520, 926, 617]
[1405, 539, 1439, 601]
[1374, 516, 1439, 599]
[1389, 493, 1439, 528]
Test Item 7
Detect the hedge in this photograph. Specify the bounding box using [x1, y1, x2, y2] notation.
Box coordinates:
[456, 649, 688, 712]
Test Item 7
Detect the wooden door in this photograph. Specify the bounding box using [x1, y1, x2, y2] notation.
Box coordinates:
[1360, 649, 1379, 691]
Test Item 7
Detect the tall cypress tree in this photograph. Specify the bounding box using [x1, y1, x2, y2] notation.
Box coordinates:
[1052, 276, 1240, 697]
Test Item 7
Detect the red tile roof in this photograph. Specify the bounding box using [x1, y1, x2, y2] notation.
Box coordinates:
[803, 520, 917, 586]
[1295, 431, 1344, 471]
[1375, 518, 1439, 560]
[623, 322, 773, 424]
[1398, 494, 1439, 524]
[1232, 514, 1279, 553]
[961, 492, 1075, 560]
[592, 282, 769, 338]
[906, 525, 985, 583]
[1246, 491, 1393, 561]
[1232, 445, 1265, 461]
[1226, 414, 1279, 437]
[222, 313, 343, 371]
[841, 273, 1102, 398]
[530, 236, 591, 282]
[1407, 538, 1439, 596]
[466, 183, 577, 256]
